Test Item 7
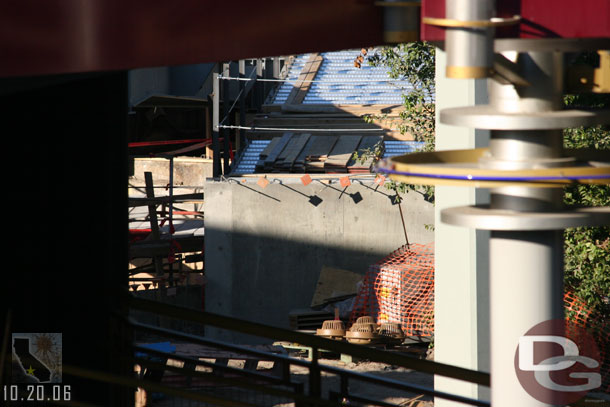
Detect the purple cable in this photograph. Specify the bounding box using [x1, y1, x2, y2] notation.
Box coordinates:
[375, 167, 610, 182]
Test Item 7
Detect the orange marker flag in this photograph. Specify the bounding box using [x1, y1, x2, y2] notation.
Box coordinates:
[301, 174, 312, 186]
[257, 177, 270, 189]
[340, 176, 351, 188]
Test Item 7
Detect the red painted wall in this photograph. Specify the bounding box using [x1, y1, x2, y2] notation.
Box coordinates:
[2, 0, 608, 78]
[0, 0, 383, 77]
[420, 0, 610, 42]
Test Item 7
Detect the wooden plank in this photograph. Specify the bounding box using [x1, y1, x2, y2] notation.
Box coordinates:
[274, 134, 298, 168]
[305, 135, 339, 160]
[255, 136, 281, 171]
[347, 135, 384, 173]
[263, 132, 292, 169]
[325, 135, 362, 172]
[310, 266, 363, 307]
[284, 53, 324, 105]
[170, 343, 286, 359]
[304, 135, 339, 172]
[278, 133, 310, 171]
[293, 135, 318, 171]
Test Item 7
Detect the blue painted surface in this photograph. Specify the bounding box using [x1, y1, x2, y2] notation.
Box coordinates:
[135, 341, 176, 357]
[272, 50, 415, 105]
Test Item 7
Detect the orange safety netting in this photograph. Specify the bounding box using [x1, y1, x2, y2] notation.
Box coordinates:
[564, 290, 610, 392]
[350, 243, 435, 338]
[349, 245, 609, 391]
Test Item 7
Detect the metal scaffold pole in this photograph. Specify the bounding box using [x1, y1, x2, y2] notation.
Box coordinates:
[222, 62, 232, 175]
[238, 59, 247, 154]
[212, 71, 221, 177]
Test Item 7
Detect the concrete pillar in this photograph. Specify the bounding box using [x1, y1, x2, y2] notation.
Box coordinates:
[434, 48, 491, 404]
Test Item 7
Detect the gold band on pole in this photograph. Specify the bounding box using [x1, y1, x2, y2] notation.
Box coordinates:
[422, 15, 521, 28]
[446, 66, 493, 79]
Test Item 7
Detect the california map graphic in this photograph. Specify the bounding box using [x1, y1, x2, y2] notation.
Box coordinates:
[12, 333, 62, 383]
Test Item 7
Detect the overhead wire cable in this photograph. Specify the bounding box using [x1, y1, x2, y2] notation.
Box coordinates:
[217, 74, 409, 84]
[217, 124, 392, 132]
[376, 167, 610, 182]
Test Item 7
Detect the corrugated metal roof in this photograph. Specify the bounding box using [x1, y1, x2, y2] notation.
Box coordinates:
[272, 50, 413, 105]
[231, 139, 424, 175]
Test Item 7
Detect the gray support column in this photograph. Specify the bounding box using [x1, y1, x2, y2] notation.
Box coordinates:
[212, 71, 221, 177]
[255, 58, 264, 108]
[238, 60, 247, 154]
[273, 57, 281, 79]
[434, 48, 491, 405]
[222, 62, 231, 174]
[489, 230, 564, 405]
[485, 51, 566, 407]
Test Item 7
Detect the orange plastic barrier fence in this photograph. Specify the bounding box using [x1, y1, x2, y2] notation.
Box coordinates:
[350, 243, 435, 338]
[350, 245, 608, 392]
[564, 290, 610, 393]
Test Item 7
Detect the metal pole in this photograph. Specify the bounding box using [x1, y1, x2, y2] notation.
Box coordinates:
[239, 60, 247, 154]
[273, 56, 280, 79]
[212, 71, 221, 177]
[489, 229, 564, 405]
[396, 195, 410, 248]
[256, 58, 264, 109]
[445, 0, 495, 79]
[487, 52, 566, 407]
[309, 347, 321, 397]
[264, 58, 272, 103]
[169, 156, 174, 233]
[222, 62, 231, 175]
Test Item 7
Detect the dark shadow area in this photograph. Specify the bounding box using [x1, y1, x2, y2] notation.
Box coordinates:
[0, 72, 131, 405]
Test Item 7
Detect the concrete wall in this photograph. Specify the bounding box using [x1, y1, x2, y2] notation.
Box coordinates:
[204, 178, 434, 342]
[128, 66, 170, 107]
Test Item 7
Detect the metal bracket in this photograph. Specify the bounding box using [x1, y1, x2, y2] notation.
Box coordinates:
[491, 53, 532, 86]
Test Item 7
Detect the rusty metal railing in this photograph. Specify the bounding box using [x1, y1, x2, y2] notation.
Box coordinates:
[124, 295, 490, 407]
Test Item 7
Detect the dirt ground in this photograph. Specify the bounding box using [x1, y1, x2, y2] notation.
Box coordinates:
[284, 353, 434, 407]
